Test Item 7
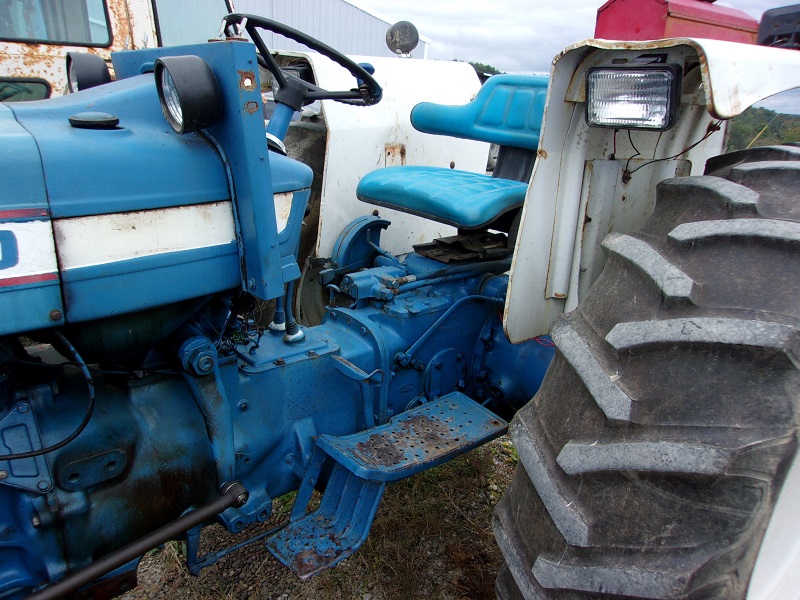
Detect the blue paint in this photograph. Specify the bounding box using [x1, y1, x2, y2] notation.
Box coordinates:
[8, 76, 231, 218]
[0, 276, 63, 335]
[356, 74, 548, 229]
[0, 35, 555, 598]
[357, 166, 529, 229]
[60, 243, 239, 322]
[411, 73, 548, 150]
[0, 104, 48, 211]
[0, 231, 19, 269]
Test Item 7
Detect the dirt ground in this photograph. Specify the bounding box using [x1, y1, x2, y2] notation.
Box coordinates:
[120, 438, 517, 600]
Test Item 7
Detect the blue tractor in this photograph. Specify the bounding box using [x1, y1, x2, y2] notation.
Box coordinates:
[5, 10, 800, 599]
[0, 15, 552, 598]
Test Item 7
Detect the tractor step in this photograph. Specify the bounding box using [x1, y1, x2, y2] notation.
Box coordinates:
[266, 392, 507, 579]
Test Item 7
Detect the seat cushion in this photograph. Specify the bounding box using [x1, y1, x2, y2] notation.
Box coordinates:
[356, 166, 527, 230]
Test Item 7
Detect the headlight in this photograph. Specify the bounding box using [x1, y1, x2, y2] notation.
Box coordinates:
[154, 56, 223, 134]
[586, 64, 682, 131]
[66, 52, 111, 93]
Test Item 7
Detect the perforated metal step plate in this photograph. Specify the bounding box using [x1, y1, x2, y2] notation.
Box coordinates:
[317, 391, 507, 482]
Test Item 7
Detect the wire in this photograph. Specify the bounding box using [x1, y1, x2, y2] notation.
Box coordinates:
[652, 131, 664, 159]
[627, 129, 641, 156]
[1, 331, 95, 461]
[0, 344, 178, 376]
[624, 129, 642, 173]
[627, 121, 723, 177]
[610, 128, 618, 160]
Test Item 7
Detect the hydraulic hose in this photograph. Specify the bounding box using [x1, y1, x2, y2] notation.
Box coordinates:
[2, 331, 95, 460]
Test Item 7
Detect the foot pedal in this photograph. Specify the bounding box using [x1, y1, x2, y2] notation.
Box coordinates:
[266, 392, 507, 579]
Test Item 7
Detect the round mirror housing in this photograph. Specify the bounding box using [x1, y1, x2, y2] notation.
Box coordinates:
[386, 21, 419, 56]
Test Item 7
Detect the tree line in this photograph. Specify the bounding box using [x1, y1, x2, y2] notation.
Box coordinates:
[726, 106, 800, 151]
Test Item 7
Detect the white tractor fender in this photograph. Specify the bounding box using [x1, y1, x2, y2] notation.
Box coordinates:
[504, 37, 800, 343]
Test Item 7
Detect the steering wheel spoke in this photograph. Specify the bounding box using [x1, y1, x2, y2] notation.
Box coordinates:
[221, 13, 382, 107]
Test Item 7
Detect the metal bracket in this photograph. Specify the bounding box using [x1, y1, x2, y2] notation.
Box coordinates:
[0, 402, 52, 493]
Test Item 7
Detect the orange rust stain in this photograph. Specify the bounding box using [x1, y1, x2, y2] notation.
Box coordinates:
[238, 70, 256, 91]
[105, 0, 134, 50]
[537, 149, 548, 159]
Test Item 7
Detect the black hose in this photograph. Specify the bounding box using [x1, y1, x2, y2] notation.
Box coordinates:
[1, 331, 95, 461]
[26, 482, 248, 600]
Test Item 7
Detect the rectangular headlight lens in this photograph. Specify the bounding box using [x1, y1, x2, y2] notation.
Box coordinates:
[586, 65, 681, 130]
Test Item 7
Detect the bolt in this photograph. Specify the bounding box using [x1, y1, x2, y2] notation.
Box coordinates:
[456, 353, 463, 362]
[238, 400, 248, 412]
[247, 278, 256, 290]
[197, 355, 215, 373]
[49, 309, 63, 321]
[360, 326, 367, 336]
[37, 480, 49, 491]
[285, 453, 295, 465]
[0, 470, 7, 480]
[236, 492, 249, 507]
[435, 362, 442, 370]
[274, 358, 286, 366]
[307, 350, 317, 357]
[17, 403, 29, 413]
[32, 514, 41, 528]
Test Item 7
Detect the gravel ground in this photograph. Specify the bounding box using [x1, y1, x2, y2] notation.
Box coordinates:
[121, 438, 517, 600]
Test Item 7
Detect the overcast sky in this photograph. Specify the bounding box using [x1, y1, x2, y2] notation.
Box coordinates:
[349, 0, 799, 113]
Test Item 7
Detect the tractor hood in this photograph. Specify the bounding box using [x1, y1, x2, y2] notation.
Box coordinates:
[7, 75, 230, 218]
[0, 67, 312, 333]
[5, 72, 313, 218]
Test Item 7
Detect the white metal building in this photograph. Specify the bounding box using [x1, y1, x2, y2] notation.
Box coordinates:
[230, 0, 430, 58]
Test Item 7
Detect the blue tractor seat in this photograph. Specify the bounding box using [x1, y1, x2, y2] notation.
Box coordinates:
[357, 74, 547, 231]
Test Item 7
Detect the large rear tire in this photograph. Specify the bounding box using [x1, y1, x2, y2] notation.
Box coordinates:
[494, 147, 800, 599]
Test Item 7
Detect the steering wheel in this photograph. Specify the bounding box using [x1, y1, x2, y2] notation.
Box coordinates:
[221, 13, 382, 107]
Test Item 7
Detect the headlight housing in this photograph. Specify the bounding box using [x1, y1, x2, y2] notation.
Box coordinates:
[586, 64, 682, 131]
[154, 56, 223, 134]
[66, 52, 111, 93]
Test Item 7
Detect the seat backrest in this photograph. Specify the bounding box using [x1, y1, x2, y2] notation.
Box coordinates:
[410, 73, 548, 151]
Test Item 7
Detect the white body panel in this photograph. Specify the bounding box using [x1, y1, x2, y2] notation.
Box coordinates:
[53, 202, 235, 270]
[300, 52, 488, 257]
[504, 38, 800, 344]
